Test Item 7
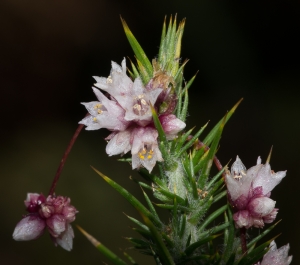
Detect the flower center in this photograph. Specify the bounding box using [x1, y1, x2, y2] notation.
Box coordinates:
[233, 170, 246, 180]
[132, 94, 149, 116]
[138, 146, 154, 160]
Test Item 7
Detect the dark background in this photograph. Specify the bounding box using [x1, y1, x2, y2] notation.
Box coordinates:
[1, 0, 299, 264]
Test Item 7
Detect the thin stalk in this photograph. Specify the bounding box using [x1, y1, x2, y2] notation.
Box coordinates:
[48, 117, 86, 195]
[240, 227, 248, 254]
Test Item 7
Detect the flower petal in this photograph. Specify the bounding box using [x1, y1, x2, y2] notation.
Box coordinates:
[54, 224, 74, 251]
[13, 215, 46, 241]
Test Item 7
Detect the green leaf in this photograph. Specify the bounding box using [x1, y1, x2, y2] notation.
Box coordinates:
[198, 222, 230, 238]
[123, 251, 139, 265]
[246, 220, 281, 250]
[121, 17, 153, 80]
[203, 98, 243, 146]
[92, 166, 161, 228]
[237, 235, 280, 265]
[142, 189, 160, 221]
[176, 123, 208, 157]
[174, 127, 195, 154]
[140, 212, 175, 265]
[222, 207, 235, 263]
[158, 16, 167, 63]
[77, 226, 128, 265]
[156, 187, 186, 205]
[198, 205, 228, 232]
[184, 234, 221, 256]
[212, 190, 227, 204]
[125, 214, 151, 236]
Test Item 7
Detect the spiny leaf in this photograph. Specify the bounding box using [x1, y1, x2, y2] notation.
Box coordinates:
[246, 220, 281, 250]
[121, 17, 153, 80]
[158, 16, 167, 62]
[203, 98, 243, 146]
[140, 212, 175, 265]
[125, 214, 151, 236]
[91, 166, 161, 228]
[198, 205, 228, 232]
[77, 225, 128, 265]
[123, 251, 139, 265]
[176, 123, 208, 157]
[198, 222, 230, 238]
[174, 127, 195, 154]
[212, 190, 227, 204]
[184, 234, 221, 256]
[151, 106, 168, 160]
[237, 235, 280, 265]
[222, 207, 235, 263]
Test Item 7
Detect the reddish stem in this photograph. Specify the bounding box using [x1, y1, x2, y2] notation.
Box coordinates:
[240, 227, 248, 254]
[48, 121, 86, 196]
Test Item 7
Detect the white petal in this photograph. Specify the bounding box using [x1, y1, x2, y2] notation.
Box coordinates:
[106, 130, 131, 156]
[13, 216, 45, 241]
[248, 197, 276, 217]
[55, 224, 74, 251]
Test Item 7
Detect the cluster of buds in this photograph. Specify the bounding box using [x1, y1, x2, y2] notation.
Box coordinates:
[255, 241, 292, 265]
[13, 193, 77, 251]
[225, 156, 286, 229]
[79, 58, 186, 172]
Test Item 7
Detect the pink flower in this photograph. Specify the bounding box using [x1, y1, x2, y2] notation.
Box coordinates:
[79, 58, 186, 172]
[13, 193, 78, 251]
[131, 127, 163, 172]
[225, 156, 286, 229]
[79, 88, 129, 131]
[255, 241, 292, 265]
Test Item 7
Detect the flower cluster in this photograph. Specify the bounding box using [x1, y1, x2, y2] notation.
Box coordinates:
[13, 193, 77, 251]
[255, 241, 292, 265]
[225, 156, 286, 229]
[79, 58, 186, 172]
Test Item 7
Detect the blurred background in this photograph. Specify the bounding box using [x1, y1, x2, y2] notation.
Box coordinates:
[1, 0, 299, 264]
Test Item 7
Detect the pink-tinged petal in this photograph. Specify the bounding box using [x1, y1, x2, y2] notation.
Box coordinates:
[62, 205, 77, 223]
[252, 217, 264, 228]
[248, 197, 276, 218]
[230, 194, 249, 210]
[94, 59, 133, 98]
[263, 208, 278, 224]
[80, 88, 129, 131]
[233, 210, 252, 229]
[106, 130, 132, 156]
[46, 214, 66, 237]
[13, 215, 46, 241]
[54, 224, 74, 251]
[226, 156, 254, 201]
[261, 241, 292, 265]
[159, 114, 186, 140]
[253, 163, 286, 195]
[131, 127, 162, 172]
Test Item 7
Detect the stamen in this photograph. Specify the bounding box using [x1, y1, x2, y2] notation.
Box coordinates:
[141, 99, 147, 105]
[106, 75, 113, 84]
[94, 104, 102, 109]
[133, 104, 141, 111]
[138, 153, 145, 160]
[93, 117, 97, 122]
[97, 109, 102, 114]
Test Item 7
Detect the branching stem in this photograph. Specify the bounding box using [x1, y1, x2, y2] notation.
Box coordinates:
[48, 118, 86, 196]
